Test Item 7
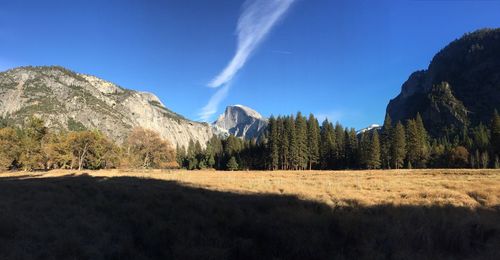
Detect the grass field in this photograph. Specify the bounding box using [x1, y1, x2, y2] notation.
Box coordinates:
[0, 169, 499, 259]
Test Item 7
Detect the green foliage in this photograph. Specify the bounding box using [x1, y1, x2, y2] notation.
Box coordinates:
[0, 127, 21, 170]
[0, 116, 8, 128]
[268, 116, 280, 170]
[391, 122, 406, 169]
[415, 113, 430, 167]
[295, 112, 308, 170]
[345, 128, 358, 169]
[226, 156, 239, 171]
[491, 110, 500, 157]
[3, 108, 498, 171]
[19, 117, 48, 171]
[387, 29, 500, 136]
[380, 114, 392, 169]
[367, 131, 381, 169]
[67, 130, 121, 170]
[320, 119, 335, 169]
[43, 132, 72, 169]
[67, 118, 87, 132]
[306, 114, 320, 170]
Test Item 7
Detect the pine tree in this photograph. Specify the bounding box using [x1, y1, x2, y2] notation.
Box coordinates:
[472, 123, 490, 152]
[204, 142, 216, 168]
[306, 114, 320, 170]
[226, 156, 239, 171]
[268, 116, 280, 170]
[480, 152, 489, 169]
[345, 128, 358, 168]
[405, 119, 418, 167]
[415, 113, 430, 167]
[286, 115, 298, 170]
[368, 131, 381, 169]
[391, 121, 406, 169]
[224, 135, 242, 155]
[176, 145, 186, 168]
[209, 135, 223, 169]
[359, 132, 370, 168]
[334, 122, 345, 168]
[186, 139, 198, 170]
[187, 139, 196, 158]
[278, 117, 288, 170]
[491, 110, 500, 157]
[295, 112, 308, 170]
[380, 114, 392, 169]
[320, 119, 335, 169]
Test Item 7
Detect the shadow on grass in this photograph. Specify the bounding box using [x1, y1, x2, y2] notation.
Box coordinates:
[0, 174, 498, 259]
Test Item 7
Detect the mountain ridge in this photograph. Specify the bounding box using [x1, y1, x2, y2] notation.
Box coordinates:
[386, 28, 500, 135]
[0, 66, 213, 148]
[213, 104, 268, 140]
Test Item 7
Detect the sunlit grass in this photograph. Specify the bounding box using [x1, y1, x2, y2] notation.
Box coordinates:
[3, 169, 498, 208]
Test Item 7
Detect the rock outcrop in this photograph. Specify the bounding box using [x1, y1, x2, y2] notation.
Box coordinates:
[386, 28, 500, 136]
[0, 66, 213, 148]
[213, 105, 268, 140]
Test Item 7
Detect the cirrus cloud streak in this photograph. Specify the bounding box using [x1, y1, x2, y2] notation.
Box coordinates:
[208, 0, 295, 88]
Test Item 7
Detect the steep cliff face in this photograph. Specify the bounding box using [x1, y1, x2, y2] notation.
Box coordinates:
[386, 28, 500, 135]
[213, 105, 268, 140]
[0, 66, 213, 148]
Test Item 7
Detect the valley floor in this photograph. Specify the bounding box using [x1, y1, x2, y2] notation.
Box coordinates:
[0, 169, 499, 259]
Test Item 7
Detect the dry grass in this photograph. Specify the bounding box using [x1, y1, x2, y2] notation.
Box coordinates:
[7, 168, 498, 208]
[0, 169, 499, 259]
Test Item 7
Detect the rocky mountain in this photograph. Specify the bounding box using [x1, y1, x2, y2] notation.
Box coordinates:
[356, 124, 381, 135]
[213, 105, 268, 140]
[386, 28, 500, 136]
[0, 66, 213, 148]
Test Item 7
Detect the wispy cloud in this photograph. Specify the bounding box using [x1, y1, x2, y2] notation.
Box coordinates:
[198, 83, 232, 122]
[198, 0, 296, 121]
[208, 0, 295, 88]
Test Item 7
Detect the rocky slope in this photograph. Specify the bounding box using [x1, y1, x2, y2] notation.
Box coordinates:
[0, 66, 213, 148]
[213, 105, 268, 140]
[356, 124, 381, 135]
[386, 28, 500, 136]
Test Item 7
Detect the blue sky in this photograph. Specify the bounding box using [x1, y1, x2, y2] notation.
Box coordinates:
[1, 0, 500, 129]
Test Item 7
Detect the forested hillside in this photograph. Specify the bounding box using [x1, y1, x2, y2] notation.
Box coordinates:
[387, 28, 500, 136]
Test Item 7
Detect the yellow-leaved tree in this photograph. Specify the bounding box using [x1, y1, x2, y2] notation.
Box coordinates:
[124, 127, 177, 169]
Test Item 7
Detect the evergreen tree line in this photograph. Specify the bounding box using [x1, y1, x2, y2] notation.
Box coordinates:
[3, 111, 499, 171]
[179, 111, 500, 170]
[176, 135, 267, 171]
[0, 117, 177, 171]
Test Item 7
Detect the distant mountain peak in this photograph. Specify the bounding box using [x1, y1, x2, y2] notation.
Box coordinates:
[213, 105, 267, 139]
[357, 124, 381, 135]
[218, 104, 264, 121]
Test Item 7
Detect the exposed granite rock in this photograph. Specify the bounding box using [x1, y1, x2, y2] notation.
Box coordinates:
[0, 66, 213, 148]
[213, 105, 268, 140]
[386, 28, 500, 136]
